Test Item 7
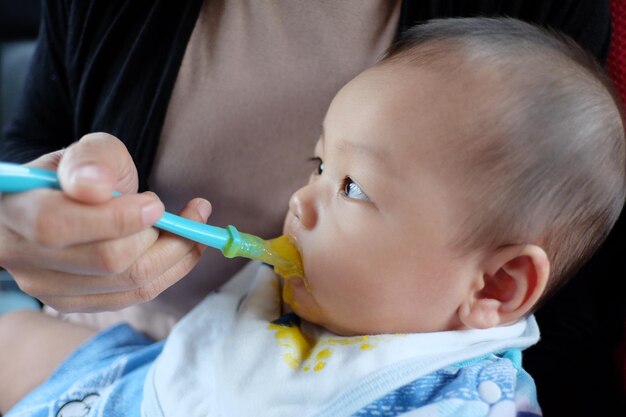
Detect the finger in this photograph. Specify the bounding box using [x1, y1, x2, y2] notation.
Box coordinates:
[25, 149, 67, 171]
[120, 198, 211, 288]
[45, 249, 205, 312]
[6, 228, 160, 299]
[0, 190, 163, 248]
[8, 227, 160, 278]
[55, 133, 138, 204]
[9, 267, 108, 300]
[11, 198, 211, 311]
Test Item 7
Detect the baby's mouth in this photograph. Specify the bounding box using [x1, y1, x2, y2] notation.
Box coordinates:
[263, 234, 305, 279]
[279, 241, 311, 290]
[288, 237, 313, 291]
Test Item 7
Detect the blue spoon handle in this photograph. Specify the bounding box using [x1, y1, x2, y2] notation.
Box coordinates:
[0, 162, 236, 252]
[0, 162, 60, 192]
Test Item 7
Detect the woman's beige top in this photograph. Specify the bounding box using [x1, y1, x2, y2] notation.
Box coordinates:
[52, 0, 400, 339]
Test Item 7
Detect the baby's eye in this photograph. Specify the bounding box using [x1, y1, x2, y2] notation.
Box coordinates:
[309, 157, 324, 175]
[342, 177, 369, 201]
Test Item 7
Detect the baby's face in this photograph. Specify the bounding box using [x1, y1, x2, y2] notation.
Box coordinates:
[283, 65, 482, 336]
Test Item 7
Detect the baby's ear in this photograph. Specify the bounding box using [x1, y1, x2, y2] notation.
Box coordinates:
[458, 245, 549, 329]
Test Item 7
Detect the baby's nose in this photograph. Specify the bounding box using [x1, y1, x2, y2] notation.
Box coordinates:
[288, 186, 318, 229]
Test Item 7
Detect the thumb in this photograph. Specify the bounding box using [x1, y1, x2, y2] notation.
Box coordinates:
[56, 133, 139, 204]
[25, 148, 66, 172]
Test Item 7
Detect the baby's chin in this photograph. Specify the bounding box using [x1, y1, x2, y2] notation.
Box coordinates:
[282, 278, 323, 319]
[281, 281, 357, 336]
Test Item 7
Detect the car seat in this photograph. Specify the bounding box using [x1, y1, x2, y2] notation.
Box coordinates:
[0, 0, 40, 141]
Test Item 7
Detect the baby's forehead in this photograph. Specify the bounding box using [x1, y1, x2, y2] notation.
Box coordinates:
[339, 62, 503, 147]
[323, 68, 494, 194]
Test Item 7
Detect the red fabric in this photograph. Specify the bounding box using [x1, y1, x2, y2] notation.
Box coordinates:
[609, 0, 626, 105]
[608, 0, 626, 400]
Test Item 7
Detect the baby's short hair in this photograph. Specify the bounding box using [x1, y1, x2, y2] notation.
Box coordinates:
[381, 17, 626, 302]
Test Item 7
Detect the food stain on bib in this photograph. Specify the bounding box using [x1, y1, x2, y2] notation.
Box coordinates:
[268, 316, 314, 370]
[268, 314, 385, 372]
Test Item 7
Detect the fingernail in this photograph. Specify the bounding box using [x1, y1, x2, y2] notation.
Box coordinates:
[70, 164, 110, 186]
[142, 201, 163, 225]
[197, 200, 211, 220]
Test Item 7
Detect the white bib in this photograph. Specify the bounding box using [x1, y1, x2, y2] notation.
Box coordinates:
[142, 262, 539, 417]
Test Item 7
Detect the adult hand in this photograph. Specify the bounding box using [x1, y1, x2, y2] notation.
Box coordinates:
[0, 133, 211, 312]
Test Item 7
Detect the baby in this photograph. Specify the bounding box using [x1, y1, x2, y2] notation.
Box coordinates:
[1, 17, 624, 417]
